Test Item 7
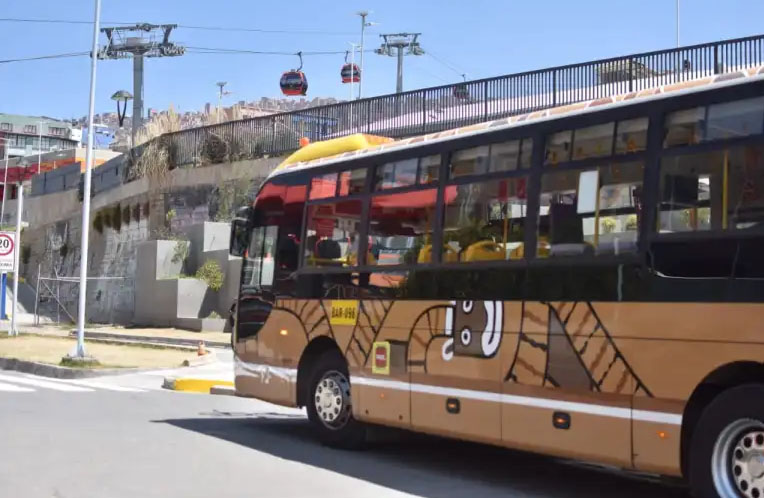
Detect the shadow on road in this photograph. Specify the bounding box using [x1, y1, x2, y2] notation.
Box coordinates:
[156, 412, 689, 498]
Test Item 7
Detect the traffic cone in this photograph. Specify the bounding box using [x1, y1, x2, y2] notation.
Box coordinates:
[197, 341, 207, 356]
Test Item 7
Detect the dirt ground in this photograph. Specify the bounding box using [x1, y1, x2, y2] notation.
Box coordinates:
[0, 335, 196, 368]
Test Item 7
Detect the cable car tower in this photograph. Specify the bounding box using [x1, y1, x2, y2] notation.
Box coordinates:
[98, 23, 185, 145]
[375, 33, 424, 94]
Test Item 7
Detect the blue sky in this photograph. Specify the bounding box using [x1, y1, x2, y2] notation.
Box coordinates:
[1, 0, 763, 120]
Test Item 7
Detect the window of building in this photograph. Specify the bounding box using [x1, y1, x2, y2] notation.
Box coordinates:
[40, 137, 51, 149]
[337, 168, 367, 196]
[375, 158, 418, 190]
[705, 96, 764, 142]
[419, 155, 440, 184]
[23, 125, 37, 134]
[572, 122, 615, 160]
[538, 162, 643, 257]
[442, 178, 528, 262]
[368, 189, 437, 266]
[545, 130, 572, 165]
[450, 146, 489, 178]
[615, 118, 649, 154]
[303, 200, 362, 267]
[0, 123, 11, 132]
[658, 144, 764, 233]
[49, 127, 66, 136]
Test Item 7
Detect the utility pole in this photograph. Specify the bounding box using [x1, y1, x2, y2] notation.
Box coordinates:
[98, 23, 185, 145]
[375, 33, 424, 94]
[356, 11, 374, 99]
[676, 0, 680, 47]
[72, 0, 102, 358]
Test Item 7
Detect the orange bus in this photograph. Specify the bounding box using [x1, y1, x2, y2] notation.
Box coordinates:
[229, 67, 764, 498]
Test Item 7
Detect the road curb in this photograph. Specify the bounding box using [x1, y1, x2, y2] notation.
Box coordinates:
[0, 357, 148, 379]
[162, 376, 234, 393]
[69, 330, 230, 349]
[210, 385, 235, 396]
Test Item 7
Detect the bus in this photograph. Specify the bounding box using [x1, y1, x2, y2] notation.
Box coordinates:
[229, 66, 764, 498]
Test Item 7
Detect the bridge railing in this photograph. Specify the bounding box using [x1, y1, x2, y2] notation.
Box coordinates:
[143, 34, 764, 172]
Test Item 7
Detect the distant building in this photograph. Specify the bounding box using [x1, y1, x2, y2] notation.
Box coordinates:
[0, 114, 80, 158]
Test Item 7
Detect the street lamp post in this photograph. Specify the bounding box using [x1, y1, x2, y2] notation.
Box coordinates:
[111, 90, 133, 128]
[356, 11, 375, 100]
[72, 0, 102, 359]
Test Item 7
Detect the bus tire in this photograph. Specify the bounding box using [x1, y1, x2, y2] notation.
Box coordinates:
[689, 383, 764, 498]
[306, 350, 365, 449]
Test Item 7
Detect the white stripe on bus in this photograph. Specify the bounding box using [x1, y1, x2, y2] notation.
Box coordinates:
[351, 376, 683, 426]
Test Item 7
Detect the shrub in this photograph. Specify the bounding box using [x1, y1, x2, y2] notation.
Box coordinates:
[171, 239, 188, 265]
[207, 311, 221, 319]
[195, 260, 223, 291]
[111, 205, 122, 232]
[93, 211, 104, 234]
[21, 245, 31, 265]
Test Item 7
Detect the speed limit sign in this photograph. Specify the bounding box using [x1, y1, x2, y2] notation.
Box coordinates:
[0, 232, 16, 271]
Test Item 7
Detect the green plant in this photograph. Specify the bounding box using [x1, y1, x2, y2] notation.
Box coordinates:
[21, 245, 31, 265]
[122, 204, 131, 225]
[132, 204, 140, 223]
[195, 260, 224, 291]
[111, 204, 122, 232]
[625, 214, 638, 231]
[601, 217, 617, 234]
[212, 179, 251, 222]
[207, 311, 222, 319]
[171, 239, 189, 265]
[102, 209, 113, 229]
[93, 211, 104, 234]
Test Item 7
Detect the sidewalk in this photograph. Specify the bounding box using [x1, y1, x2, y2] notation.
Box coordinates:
[10, 323, 231, 349]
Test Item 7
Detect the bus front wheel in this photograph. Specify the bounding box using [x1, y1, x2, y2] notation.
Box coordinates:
[689, 384, 764, 498]
[306, 350, 366, 449]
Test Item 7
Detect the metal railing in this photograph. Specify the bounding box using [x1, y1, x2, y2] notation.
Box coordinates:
[145, 34, 764, 171]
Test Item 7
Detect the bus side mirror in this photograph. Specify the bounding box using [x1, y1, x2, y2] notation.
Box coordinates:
[229, 206, 252, 257]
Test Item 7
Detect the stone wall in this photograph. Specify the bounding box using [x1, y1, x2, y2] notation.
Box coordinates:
[12, 155, 280, 325]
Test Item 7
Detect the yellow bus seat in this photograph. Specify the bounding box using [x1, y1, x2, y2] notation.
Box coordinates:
[463, 240, 505, 262]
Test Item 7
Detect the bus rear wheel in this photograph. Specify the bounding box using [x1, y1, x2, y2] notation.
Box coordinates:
[306, 350, 365, 449]
[689, 384, 764, 498]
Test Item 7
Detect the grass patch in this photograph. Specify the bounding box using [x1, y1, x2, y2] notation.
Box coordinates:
[0, 336, 194, 369]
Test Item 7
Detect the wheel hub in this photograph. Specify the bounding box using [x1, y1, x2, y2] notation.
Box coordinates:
[313, 370, 351, 430]
[713, 419, 764, 498]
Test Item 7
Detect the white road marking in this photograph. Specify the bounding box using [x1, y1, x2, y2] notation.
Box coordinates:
[0, 381, 35, 392]
[23, 375, 146, 392]
[0, 374, 94, 392]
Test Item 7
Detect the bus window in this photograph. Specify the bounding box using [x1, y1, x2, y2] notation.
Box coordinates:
[337, 168, 367, 196]
[615, 118, 648, 154]
[418, 155, 440, 184]
[544, 130, 572, 165]
[368, 189, 436, 265]
[303, 201, 362, 267]
[242, 225, 277, 288]
[705, 96, 764, 142]
[309, 173, 338, 200]
[443, 178, 528, 262]
[538, 162, 643, 257]
[664, 107, 705, 147]
[450, 146, 489, 178]
[572, 122, 614, 160]
[489, 140, 520, 172]
[375, 158, 417, 190]
[659, 144, 764, 233]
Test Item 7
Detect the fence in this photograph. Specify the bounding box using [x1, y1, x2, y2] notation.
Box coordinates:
[137, 34, 764, 172]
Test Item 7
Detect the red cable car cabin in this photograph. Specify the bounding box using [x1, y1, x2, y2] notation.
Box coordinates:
[341, 63, 360, 84]
[280, 71, 308, 96]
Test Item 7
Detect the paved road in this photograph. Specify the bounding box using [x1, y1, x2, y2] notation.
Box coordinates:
[0, 369, 690, 498]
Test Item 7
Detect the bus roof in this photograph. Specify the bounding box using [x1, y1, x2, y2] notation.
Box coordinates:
[269, 65, 764, 180]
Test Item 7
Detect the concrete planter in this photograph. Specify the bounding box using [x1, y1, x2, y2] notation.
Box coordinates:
[176, 317, 227, 333]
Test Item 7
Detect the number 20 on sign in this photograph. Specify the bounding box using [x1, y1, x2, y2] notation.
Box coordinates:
[0, 232, 17, 272]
